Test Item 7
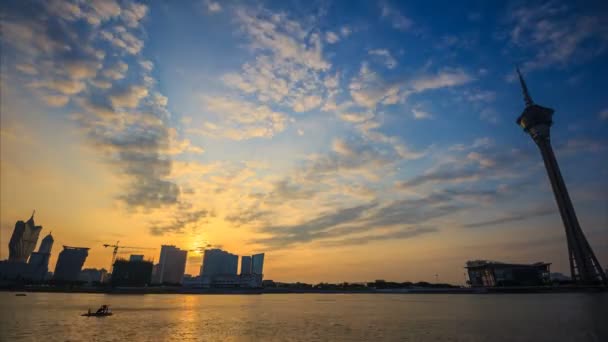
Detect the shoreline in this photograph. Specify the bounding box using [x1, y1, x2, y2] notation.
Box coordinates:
[2, 285, 606, 295]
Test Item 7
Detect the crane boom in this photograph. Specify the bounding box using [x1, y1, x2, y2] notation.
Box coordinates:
[103, 241, 155, 274]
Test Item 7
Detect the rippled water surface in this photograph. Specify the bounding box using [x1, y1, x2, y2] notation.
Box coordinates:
[1, 292, 607, 341]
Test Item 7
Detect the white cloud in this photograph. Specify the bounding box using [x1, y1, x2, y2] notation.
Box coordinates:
[369, 49, 397, 69]
[109, 85, 149, 108]
[42, 95, 70, 107]
[222, 9, 332, 113]
[349, 62, 402, 108]
[480, 108, 500, 124]
[325, 31, 340, 44]
[101, 29, 144, 55]
[139, 60, 154, 72]
[411, 69, 474, 92]
[235, 8, 330, 71]
[349, 63, 474, 109]
[204, 0, 222, 13]
[412, 108, 432, 120]
[121, 2, 148, 27]
[16, 64, 38, 75]
[340, 26, 352, 37]
[65, 60, 102, 79]
[381, 3, 413, 31]
[508, 2, 608, 70]
[103, 61, 129, 80]
[30, 79, 86, 95]
[193, 96, 288, 140]
[599, 109, 608, 120]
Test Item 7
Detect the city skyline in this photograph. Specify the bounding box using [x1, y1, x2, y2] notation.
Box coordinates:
[1, 0, 608, 284]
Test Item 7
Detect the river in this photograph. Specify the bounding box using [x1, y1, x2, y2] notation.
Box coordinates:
[1, 292, 606, 341]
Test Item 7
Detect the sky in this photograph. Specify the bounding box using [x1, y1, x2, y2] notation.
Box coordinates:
[1, 0, 607, 284]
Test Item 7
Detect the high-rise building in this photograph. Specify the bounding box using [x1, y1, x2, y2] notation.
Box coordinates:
[515, 69, 607, 285]
[111, 258, 153, 287]
[252, 253, 264, 275]
[129, 254, 144, 262]
[8, 211, 43, 263]
[37, 232, 54, 254]
[240, 256, 252, 275]
[27, 232, 54, 281]
[53, 246, 89, 282]
[158, 245, 187, 284]
[200, 249, 238, 277]
[79, 268, 108, 285]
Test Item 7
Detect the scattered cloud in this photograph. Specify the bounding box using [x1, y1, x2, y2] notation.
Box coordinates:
[109, 85, 149, 108]
[380, 2, 413, 31]
[507, 2, 608, 70]
[463, 206, 554, 228]
[192, 96, 288, 140]
[203, 0, 222, 13]
[412, 107, 432, 120]
[368, 49, 397, 69]
[325, 31, 340, 44]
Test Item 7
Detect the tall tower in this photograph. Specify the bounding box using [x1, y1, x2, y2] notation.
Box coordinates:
[515, 68, 607, 285]
[8, 211, 43, 263]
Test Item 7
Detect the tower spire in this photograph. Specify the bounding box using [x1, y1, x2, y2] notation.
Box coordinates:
[516, 66, 534, 107]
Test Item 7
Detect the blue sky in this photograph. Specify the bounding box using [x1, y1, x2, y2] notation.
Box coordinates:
[1, 0, 607, 282]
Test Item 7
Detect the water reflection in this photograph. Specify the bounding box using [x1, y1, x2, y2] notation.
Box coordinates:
[1, 292, 607, 341]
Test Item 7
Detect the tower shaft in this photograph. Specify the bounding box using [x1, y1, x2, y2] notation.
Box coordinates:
[535, 138, 607, 284]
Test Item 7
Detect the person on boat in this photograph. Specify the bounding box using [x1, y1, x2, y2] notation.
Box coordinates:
[95, 305, 109, 314]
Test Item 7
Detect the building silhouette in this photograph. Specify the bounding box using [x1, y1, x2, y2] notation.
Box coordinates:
[466, 260, 551, 287]
[79, 268, 108, 285]
[111, 258, 153, 287]
[27, 232, 54, 281]
[516, 68, 607, 285]
[129, 254, 144, 262]
[240, 255, 252, 275]
[8, 211, 43, 263]
[157, 245, 187, 284]
[200, 248, 238, 278]
[53, 246, 89, 282]
[252, 253, 265, 275]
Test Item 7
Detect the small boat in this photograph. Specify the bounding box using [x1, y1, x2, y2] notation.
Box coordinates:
[82, 305, 112, 317]
[81, 312, 113, 317]
[15, 293, 27, 296]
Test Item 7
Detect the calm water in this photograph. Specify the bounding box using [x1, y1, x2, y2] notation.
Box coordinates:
[0, 292, 607, 341]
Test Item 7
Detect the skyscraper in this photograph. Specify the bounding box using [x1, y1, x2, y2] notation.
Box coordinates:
[28, 232, 54, 281]
[8, 211, 43, 263]
[53, 246, 89, 282]
[515, 68, 607, 285]
[200, 249, 238, 277]
[240, 255, 252, 275]
[252, 253, 264, 275]
[38, 232, 54, 254]
[158, 245, 187, 284]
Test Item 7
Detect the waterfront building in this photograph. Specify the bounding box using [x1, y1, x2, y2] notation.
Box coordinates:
[129, 254, 144, 262]
[27, 232, 54, 281]
[79, 268, 108, 285]
[240, 256, 252, 275]
[515, 69, 606, 285]
[465, 260, 551, 287]
[252, 253, 264, 275]
[158, 245, 187, 284]
[200, 248, 239, 277]
[111, 259, 153, 287]
[53, 246, 89, 282]
[8, 211, 43, 263]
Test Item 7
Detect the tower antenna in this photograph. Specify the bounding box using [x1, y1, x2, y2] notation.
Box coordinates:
[516, 66, 534, 107]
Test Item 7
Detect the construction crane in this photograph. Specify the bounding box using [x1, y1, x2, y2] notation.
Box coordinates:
[103, 241, 155, 273]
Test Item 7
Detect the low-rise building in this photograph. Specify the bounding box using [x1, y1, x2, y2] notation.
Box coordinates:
[466, 260, 551, 287]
